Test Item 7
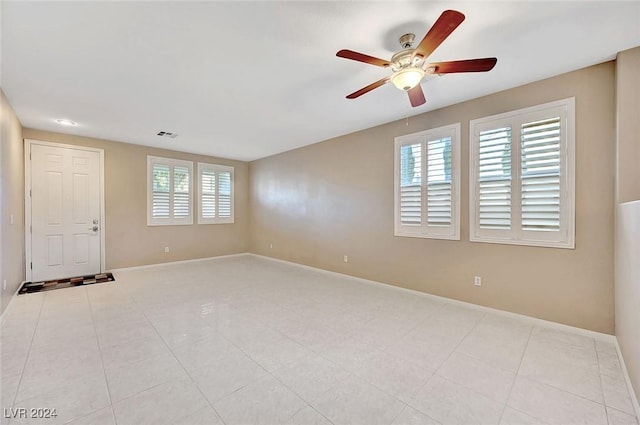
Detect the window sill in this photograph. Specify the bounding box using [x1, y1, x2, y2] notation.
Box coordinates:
[394, 231, 460, 241]
[469, 235, 575, 249]
[147, 221, 194, 226]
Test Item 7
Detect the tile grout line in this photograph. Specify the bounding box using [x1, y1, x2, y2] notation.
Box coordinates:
[199, 277, 363, 424]
[212, 285, 461, 425]
[264, 360, 339, 425]
[497, 324, 535, 424]
[594, 340, 613, 425]
[83, 287, 176, 419]
[503, 329, 615, 424]
[376, 303, 457, 425]
[129, 293, 373, 425]
[195, 278, 350, 424]
[398, 308, 489, 423]
[6, 293, 45, 424]
[84, 287, 118, 425]
[429, 308, 488, 379]
[614, 339, 640, 420]
[256, 300, 432, 424]
[250, 308, 386, 424]
[133, 297, 230, 425]
[202, 318, 324, 425]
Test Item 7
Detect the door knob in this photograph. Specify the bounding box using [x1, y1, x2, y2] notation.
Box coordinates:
[89, 225, 99, 232]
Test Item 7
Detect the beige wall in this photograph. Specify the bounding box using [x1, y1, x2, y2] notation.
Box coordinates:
[1, 89, 25, 314]
[616, 47, 640, 204]
[615, 46, 640, 407]
[250, 62, 616, 334]
[23, 129, 249, 270]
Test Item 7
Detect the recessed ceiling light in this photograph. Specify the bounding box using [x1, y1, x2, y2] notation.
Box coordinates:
[55, 119, 77, 126]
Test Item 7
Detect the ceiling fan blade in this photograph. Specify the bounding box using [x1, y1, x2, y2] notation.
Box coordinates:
[337, 49, 391, 67]
[346, 77, 390, 99]
[429, 58, 497, 73]
[408, 85, 426, 107]
[414, 10, 465, 59]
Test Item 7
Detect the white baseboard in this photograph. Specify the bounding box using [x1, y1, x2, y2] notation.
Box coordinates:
[615, 338, 640, 419]
[108, 252, 251, 274]
[248, 253, 615, 343]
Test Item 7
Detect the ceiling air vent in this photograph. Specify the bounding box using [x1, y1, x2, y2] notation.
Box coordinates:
[157, 131, 178, 139]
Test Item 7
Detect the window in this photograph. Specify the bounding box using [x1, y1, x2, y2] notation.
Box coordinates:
[147, 156, 193, 225]
[394, 123, 461, 240]
[470, 98, 575, 248]
[198, 163, 234, 224]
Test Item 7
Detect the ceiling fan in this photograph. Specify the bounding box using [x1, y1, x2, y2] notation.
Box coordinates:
[336, 10, 497, 107]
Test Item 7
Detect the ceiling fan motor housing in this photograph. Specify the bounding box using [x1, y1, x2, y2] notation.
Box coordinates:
[399, 33, 415, 49]
[390, 49, 423, 71]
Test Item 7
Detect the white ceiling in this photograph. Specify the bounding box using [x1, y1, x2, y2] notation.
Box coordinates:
[2, 1, 639, 161]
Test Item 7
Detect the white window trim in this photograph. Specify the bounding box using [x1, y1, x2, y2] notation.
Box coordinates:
[147, 156, 194, 226]
[469, 97, 575, 249]
[394, 123, 461, 240]
[197, 162, 235, 224]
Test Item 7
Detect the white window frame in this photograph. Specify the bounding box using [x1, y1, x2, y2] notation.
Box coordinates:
[147, 156, 193, 226]
[394, 123, 461, 240]
[469, 97, 575, 248]
[197, 162, 235, 224]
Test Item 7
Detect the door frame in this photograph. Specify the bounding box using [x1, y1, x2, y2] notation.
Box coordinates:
[24, 139, 106, 282]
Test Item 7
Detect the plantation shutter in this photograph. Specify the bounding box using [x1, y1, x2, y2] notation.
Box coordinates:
[427, 137, 452, 226]
[201, 169, 216, 219]
[152, 163, 171, 219]
[470, 98, 574, 248]
[148, 157, 193, 225]
[478, 127, 512, 230]
[400, 142, 422, 226]
[198, 163, 234, 224]
[520, 117, 561, 232]
[173, 166, 191, 219]
[217, 171, 232, 218]
[395, 124, 460, 240]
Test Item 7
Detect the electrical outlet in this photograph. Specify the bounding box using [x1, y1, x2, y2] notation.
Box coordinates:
[3, 280, 6, 291]
[164, 247, 170, 253]
[474, 276, 482, 286]
[343, 255, 348, 263]
[10, 214, 14, 225]
[270, 243, 273, 249]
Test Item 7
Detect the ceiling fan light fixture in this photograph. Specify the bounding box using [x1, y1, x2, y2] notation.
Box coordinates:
[391, 67, 425, 91]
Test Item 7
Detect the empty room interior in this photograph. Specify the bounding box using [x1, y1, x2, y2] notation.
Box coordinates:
[1, 2, 639, 425]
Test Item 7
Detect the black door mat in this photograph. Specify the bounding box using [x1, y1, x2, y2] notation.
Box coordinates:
[18, 273, 115, 295]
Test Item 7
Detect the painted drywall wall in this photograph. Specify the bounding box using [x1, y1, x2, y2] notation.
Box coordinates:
[250, 62, 616, 334]
[22, 129, 249, 270]
[615, 201, 640, 412]
[616, 47, 640, 204]
[615, 46, 640, 408]
[1, 89, 25, 314]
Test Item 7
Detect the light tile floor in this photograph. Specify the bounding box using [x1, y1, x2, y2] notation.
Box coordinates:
[1, 255, 638, 425]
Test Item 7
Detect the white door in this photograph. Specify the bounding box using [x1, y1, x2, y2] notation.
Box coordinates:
[30, 143, 102, 281]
